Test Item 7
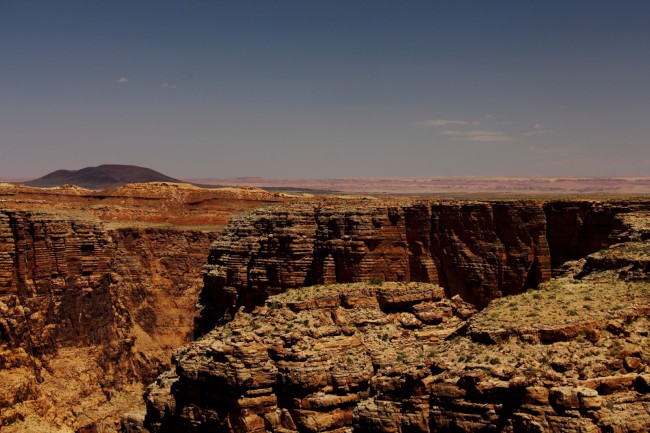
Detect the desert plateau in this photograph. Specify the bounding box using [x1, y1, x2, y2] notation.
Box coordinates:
[1, 173, 649, 432]
[4, 2, 650, 432]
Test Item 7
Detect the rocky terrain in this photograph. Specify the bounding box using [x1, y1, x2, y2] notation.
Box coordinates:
[0, 210, 217, 432]
[196, 200, 648, 335]
[143, 282, 478, 433]
[0, 182, 284, 432]
[139, 205, 650, 432]
[0, 181, 284, 228]
[2, 188, 650, 433]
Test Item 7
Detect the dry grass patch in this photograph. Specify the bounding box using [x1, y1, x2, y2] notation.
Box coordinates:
[475, 274, 649, 332]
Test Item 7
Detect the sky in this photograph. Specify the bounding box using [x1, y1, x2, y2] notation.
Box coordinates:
[2, 1, 650, 179]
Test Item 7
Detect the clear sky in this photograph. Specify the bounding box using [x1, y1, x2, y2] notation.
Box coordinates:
[2, 1, 649, 179]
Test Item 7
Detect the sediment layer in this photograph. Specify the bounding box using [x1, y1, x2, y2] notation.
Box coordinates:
[144, 241, 650, 432]
[197, 200, 648, 335]
[0, 210, 216, 432]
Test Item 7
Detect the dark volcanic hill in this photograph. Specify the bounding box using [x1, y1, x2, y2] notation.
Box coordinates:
[24, 164, 181, 189]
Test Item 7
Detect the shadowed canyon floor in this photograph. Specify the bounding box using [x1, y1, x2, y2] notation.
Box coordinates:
[1, 182, 649, 432]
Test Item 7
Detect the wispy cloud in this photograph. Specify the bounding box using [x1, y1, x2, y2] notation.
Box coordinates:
[528, 145, 581, 154]
[524, 123, 554, 136]
[524, 129, 554, 137]
[419, 117, 553, 143]
[460, 135, 516, 142]
[442, 130, 516, 142]
[117, 77, 128, 84]
[162, 82, 177, 89]
[417, 119, 480, 127]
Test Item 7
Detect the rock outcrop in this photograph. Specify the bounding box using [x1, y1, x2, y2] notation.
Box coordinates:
[543, 200, 639, 269]
[145, 282, 478, 432]
[137, 198, 650, 433]
[197, 200, 649, 335]
[4, 197, 649, 432]
[143, 240, 650, 432]
[0, 210, 216, 432]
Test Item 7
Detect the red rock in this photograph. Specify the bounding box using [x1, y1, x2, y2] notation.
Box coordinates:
[141, 199, 650, 433]
[197, 200, 561, 335]
[624, 356, 642, 371]
[0, 210, 216, 430]
[549, 386, 601, 409]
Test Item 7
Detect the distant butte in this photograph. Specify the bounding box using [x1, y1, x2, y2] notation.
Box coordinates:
[24, 164, 182, 189]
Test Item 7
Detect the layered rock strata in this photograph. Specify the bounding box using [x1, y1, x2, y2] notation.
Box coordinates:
[0, 182, 283, 228]
[0, 210, 216, 432]
[145, 282, 478, 432]
[143, 241, 650, 432]
[197, 200, 648, 335]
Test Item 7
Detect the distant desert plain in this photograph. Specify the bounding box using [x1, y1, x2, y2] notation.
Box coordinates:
[183, 176, 650, 196]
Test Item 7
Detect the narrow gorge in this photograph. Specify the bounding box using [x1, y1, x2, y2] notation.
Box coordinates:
[138, 199, 650, 433]
[195, 200, 641, 334]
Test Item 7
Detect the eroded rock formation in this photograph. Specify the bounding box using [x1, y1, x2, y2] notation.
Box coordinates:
[138, 199, 650, 433]
[0, 210, 216, 432]
[143, 241, 650, 433]
[3, 197, 649, 433]
[197, 200, 648, 335]
[145, 282, 478, 432]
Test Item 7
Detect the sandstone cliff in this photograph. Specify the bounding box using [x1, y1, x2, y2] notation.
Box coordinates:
[0, 210, 216, 432]
[134, 198, 650, 433]
[197, 200, 648, 336]
[4, 197, 648, 432]
[143, 240, 650, 432]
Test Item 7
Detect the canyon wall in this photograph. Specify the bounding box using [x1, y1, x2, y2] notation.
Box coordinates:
[2, 198, 648, 432]
[196, 200, 645, 336]
[142, 200, 650, 433]
[0, 210, 216, 432]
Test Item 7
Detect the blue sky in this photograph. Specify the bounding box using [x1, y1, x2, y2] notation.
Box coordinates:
[2, 1, 649, 178]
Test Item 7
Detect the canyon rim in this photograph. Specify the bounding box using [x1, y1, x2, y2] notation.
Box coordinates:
[1, 181, 649, 432]
[4, 2, 650, 432]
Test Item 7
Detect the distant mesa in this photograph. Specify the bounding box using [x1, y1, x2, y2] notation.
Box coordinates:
[24, 164, 182, 189]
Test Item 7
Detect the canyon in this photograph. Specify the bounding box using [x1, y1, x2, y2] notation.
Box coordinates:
[1, 182, 649, 432]
[0, 182, 283, 432]
[0, 209, 215, 432]
[141, 242, 650, 433]
[140, 198, 650, 432]
[195, 200, 645, 334]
